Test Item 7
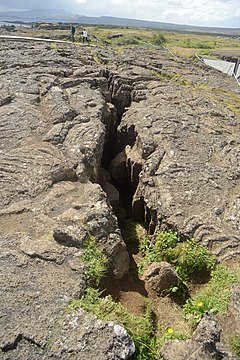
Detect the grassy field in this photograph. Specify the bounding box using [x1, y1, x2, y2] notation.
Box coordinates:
[7, 23, 240, 58]
[82, 26, 240, 57]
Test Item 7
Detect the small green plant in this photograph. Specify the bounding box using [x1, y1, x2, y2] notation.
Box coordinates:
[155, 231, 180, 249]
[138, 231, 180, 275]
[183, 265, 239, 327]
[83, 236, 109, 286]
[124, 222, 147, 246]
[68, 287, 160, 359]
[169, 281, 190, 303]
[183, 299, 214, 325]
[152, 33, 167, 46]
[138, 231, 216, 302]
[231, 335, 240, 357]
[138, 231, 215, 281]
[155, 326, 189, 355]
[162, 327, 187, 341]
[171, 240, 216, 280]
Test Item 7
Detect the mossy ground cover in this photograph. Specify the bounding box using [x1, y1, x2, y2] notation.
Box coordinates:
[231, 335, 240, 358]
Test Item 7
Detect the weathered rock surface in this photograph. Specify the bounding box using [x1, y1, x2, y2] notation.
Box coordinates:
[1, 309, 135, 360]
[115, 58, 240, 261]
[143, 261, 181, 295]
[161, 315, 238, 360]
[0, 38, 239, 358]
[230, 285, 240, 333]
[0, 40, 131, 359]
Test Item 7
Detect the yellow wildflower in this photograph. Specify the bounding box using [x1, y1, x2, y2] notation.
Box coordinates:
[197, 301, 203, 307]
[167, 328, 174, 334]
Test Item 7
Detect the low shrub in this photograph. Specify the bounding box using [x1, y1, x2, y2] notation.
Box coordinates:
[152, 33, 167, 46]
[171, 240, 216, 280]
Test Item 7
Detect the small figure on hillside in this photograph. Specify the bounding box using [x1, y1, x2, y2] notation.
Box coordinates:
[82, 29, 90, 44]
[70, 24, 76, 42]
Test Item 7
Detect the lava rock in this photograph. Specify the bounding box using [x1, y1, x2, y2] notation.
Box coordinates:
[143, 261, 181, 295]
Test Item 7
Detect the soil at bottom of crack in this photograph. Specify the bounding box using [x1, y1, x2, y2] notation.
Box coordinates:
[100, 251, 190, 336]
[100, 222, 192, 336]
[101, 250, 148, 316]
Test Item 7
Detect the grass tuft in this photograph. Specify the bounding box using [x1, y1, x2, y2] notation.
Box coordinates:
[183, 265, 240, 327]
[137, 230, 216, 301]
[83, 236, 109, 286]
[231, 335, 240, 357]
[138, 231, 216, 282]
[68, 287, 160, 359]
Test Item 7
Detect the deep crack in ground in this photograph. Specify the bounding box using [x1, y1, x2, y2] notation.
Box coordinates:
[99, 88, 150, 315]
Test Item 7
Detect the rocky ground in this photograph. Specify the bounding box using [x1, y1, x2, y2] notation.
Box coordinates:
[211, 49, 240, 63]
[0, 34, 239, 359]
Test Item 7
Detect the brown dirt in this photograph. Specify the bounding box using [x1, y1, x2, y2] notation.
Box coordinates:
[101, 251, 148, 315]
[101, 228, 211, 336]
[101, 246, 192, 338]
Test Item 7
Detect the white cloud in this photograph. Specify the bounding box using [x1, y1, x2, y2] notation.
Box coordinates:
[0, 0, 239, 27]
[74, 0, 239, 27]
[158, 0, 240, 25]
[111, 0, 124, 4]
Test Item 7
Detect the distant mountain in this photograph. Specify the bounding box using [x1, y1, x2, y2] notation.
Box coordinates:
[0, 8, 239, 35]
[74, 15, 240, 35]
[0, 8, 78, 22]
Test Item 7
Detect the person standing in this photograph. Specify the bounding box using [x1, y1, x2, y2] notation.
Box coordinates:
[82, 29, 90, 44]
[70, 24, 76, 42]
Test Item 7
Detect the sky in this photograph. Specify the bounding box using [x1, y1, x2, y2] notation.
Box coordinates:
[0, 0, 239, 28]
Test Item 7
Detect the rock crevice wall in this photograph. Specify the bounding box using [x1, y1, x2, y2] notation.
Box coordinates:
[107, 72, 240, 259]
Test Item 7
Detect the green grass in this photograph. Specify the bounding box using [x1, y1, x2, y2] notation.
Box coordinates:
[83, 236, 109, 286]
[124, 224, 216, 300]
[137, 230, 216, 302]
[68, 286, 191, 359]
[68, 228, 240, 358]
[17, 25, 240, 59]
[138, 231, 216, 282]
[231, 335, 240, 357]
[175, 38, 216, 49]
[183, 265, 240, 327]
[68, 287, 160, 360]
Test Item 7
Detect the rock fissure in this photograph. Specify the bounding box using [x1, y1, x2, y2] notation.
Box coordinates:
[0, 38, 239, 360]
[1, 334, 43, 352]
[98, 75, 160, 319]
[1, 334, 23, 352]
[100, 75, 162, 235]
[100, 78, 138, 222]
[20, 250, 65, 265]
